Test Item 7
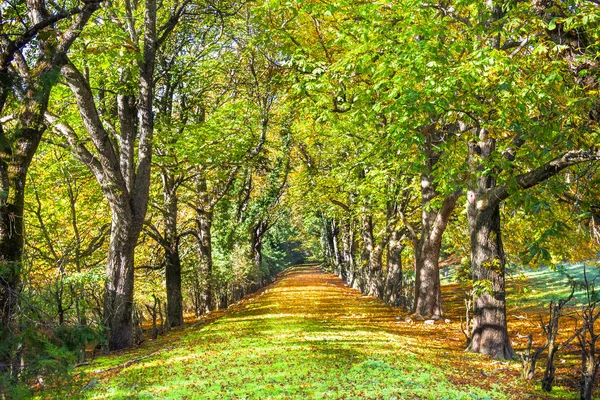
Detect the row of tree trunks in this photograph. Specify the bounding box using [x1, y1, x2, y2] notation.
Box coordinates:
[323, 215, 401, 307]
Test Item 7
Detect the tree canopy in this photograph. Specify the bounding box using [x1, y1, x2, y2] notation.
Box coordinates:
[0, 0, 599, 397]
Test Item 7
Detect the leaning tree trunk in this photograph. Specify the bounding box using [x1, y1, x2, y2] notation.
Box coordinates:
[412, 173, 458, 318]
[467, 199, 515, 359]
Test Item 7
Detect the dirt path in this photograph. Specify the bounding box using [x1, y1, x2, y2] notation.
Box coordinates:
[82, 265, 562, 399]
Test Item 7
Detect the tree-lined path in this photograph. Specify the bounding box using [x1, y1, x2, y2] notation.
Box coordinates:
[82, 265, 537, 399]
[2, 0, 599, 398]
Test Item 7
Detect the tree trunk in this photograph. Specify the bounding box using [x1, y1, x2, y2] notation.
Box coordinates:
[161, 171, 183, 327]
[0, 203, 24, 375]
[384, 232, 403, 306]
[331, 219, 342, 271]
[466, 136, 515, 359]
[413, 235, 443, 317]
[367, 250, 385, 299]
[250, 224, 264, 287]
[0, 0, 100, 366]
[340, 221, 355, 283]
[412, 173, 458, 318]
[411, 127, 460, 318]
[580, 349, 598, 400]
[197, 209, 214, 312]
[357, 214, 373, 293]
[0, 120, 46, 372]
[165, 248, 183, 327]
[467, 199, 515, 359]
[103, 214, 136, 350]
[321, 216, 337, 269]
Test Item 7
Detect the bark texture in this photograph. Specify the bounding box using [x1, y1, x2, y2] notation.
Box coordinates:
[466, 197, 514, 359]
[162, 172, 183, 327]
[466, 135, 514, 359]
[196, 207, 214, 312]
[384, 231, 404, 306]
[412, 174, 459, 317]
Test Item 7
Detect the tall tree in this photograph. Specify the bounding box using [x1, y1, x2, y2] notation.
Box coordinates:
[0, 0, 101, 373]
[48, 0, 188, 349]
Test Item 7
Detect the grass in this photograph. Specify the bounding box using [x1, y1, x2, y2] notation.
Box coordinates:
[67, 264, 595, 400]
[509, 262, 600, 309]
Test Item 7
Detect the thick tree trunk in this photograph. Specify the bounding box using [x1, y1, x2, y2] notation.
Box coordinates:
[103, 214, 136, 350]
[467, 198, 515, 359]
[410, 127, 460, 318]
[0, 204, 24, 374]
[161, 172, 183, 327]
[367, 251, 384, 299]
[0, 120, 46, 372]
[413, 237, 442, 317]
[384, 232, 403, 306]
[0, 0, 100, 361]
[165, 248, 183, 327]
[356, 211, 390, 298]
[412, 173, 458, 318]
[467, 136, 515, 359]
[55, 0, 163, 352]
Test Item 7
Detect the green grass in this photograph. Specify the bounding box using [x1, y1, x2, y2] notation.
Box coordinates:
[508, 262, 600, 309]
[77, 266, 512, 399]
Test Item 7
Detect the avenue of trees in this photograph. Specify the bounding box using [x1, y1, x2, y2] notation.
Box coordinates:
[0, 0, 599, 397]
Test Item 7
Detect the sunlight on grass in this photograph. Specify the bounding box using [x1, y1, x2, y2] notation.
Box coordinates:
[79, 265, 573, 399]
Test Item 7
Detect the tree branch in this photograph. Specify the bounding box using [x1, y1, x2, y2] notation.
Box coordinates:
[488, 149, 600, 207]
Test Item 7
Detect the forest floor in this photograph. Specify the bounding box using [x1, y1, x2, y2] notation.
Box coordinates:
[73, 264, 590, 400]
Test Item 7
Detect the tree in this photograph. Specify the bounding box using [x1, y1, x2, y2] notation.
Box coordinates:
[47, 0, 188, 350]
[0, 0, 101, 374]
[144, 6, 235, 325]
[461, 0, 599, 358]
